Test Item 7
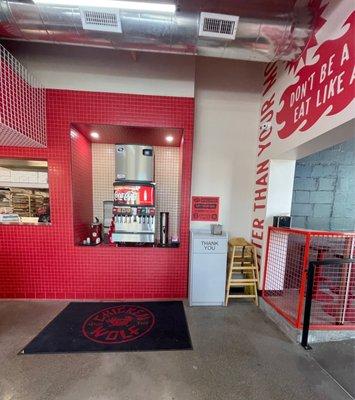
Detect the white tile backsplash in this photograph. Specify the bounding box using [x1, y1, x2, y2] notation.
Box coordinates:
[92, 144, 181, 238]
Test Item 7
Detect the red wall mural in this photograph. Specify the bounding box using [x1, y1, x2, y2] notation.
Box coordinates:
[0, 90, 194, 300]
[277, 11, 354, 139]
[251, 0, 355, 273]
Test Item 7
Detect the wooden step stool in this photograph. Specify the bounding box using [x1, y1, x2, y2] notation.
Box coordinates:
[225, 237, 259, 306]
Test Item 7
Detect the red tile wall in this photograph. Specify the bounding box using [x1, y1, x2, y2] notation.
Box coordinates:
[70, 128, 93, 243]
[0, 89, 194, 300]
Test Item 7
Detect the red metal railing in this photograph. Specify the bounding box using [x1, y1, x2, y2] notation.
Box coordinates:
[262, 227, 355, 330]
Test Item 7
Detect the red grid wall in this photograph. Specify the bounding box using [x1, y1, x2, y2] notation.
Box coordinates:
[0, 45, 46, 147]
[263, 227, 355, 330]
[0, 89, 194, 300]
[70, 128, 93, 243]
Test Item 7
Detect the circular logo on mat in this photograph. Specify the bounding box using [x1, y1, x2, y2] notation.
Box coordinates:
[82, 305, 155, 344]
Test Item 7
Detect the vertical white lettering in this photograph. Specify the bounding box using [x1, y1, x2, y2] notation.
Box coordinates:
[327, 77, 336, 99]
[337, 71, 345, 93]
[305, 97, 311, 114]
[290, 92, 295, 107]
[350, 66, 355, 85]
[341, 43, 350, 66]
[308, 72, 316, 90]
[320, 63, 327, 83]
[328, 54, 335, 75]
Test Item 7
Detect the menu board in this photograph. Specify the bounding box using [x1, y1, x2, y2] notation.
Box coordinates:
[191, 196, 219, 221]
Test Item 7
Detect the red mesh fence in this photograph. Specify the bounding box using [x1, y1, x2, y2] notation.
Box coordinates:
[263, 227, 355, 330]
[310, 262, 355, 327]
[262, 229, 306, 326]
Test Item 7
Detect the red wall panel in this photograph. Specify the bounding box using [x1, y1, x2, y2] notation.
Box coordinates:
[0, 89, 194, 300]
[70, 129, 93, 243]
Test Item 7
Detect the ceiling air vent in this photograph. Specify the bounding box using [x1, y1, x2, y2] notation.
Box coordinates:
[80, 7, 122, 33]
[199, 12, 239, 40]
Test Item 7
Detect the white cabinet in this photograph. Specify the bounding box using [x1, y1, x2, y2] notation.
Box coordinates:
[189, 230, 228, 306]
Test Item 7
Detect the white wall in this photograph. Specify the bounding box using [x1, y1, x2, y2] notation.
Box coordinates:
[4, 42, 195, 97]
[277, 119, 355, 161]
[191, 57, 263, 239]
[260, 159, 296, 277]
[265, 160, 296, 226]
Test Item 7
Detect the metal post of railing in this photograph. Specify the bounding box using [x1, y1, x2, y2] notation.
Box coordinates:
[300, 258, 355, 350]
[341, 238, 354, 324]
[301, 261, 315, 350]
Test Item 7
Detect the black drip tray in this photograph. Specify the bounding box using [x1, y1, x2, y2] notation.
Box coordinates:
[116, 242, 154, 247]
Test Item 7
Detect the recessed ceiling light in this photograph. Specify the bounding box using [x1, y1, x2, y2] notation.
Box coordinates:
[90, 131, 100, 139]
[166, 135, 174, 143]
[33, 0, 176, 13]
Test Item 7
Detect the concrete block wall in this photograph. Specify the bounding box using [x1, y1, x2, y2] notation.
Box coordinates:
[291, 137, 355, 231]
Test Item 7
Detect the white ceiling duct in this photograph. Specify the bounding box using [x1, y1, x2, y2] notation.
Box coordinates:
[0, 0, 314, 62]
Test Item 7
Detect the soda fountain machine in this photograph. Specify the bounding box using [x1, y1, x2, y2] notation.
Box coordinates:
[110, 144, 156, 244]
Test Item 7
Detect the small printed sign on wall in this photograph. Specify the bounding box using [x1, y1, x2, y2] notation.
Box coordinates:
[191, 196, 220, 221]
